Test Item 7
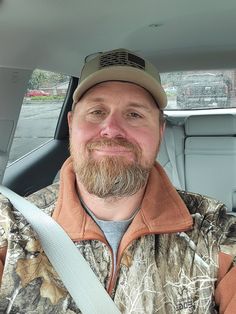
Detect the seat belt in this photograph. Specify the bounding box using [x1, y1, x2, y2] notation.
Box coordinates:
[0, 185, 121, 314]
[164, 126, 183, 190]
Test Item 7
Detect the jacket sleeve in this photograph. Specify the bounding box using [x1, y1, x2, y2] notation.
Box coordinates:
[215, 211, 236, 314]
[0, 194, 10, 284]
[0, 246, 7, 282]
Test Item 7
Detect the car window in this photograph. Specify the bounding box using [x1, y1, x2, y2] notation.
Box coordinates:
[8, 69, 70, 165]
[161, 69, 235, 110]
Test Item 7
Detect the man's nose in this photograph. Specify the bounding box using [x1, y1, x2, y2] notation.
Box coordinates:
[100, 114, 126, 138]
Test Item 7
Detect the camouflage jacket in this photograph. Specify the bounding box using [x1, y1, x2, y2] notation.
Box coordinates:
[0, 158, 235, 314]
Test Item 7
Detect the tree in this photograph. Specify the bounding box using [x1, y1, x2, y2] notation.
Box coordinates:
[27, 70, 69, 90]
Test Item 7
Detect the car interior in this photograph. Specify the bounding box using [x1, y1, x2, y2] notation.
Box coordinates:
[1, 0, 236, 213]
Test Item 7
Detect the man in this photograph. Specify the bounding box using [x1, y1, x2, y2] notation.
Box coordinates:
[0, 48, 236, 313]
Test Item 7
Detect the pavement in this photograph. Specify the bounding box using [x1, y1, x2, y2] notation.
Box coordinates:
[8, 102, 62, 164]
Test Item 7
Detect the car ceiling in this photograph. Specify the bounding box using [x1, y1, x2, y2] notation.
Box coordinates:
[0, 0, 236, 76]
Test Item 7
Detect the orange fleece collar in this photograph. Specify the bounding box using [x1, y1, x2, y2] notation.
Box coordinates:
[53, 157, 193, 244]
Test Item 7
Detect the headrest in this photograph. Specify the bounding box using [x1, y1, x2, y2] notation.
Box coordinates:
[185, 114, 236, 136]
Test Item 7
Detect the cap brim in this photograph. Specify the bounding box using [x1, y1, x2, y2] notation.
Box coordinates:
[73, 66, 167, 109]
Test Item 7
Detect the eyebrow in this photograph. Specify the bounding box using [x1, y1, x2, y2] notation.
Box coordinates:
[85, 97, 155, 112]
[126, 102, 153, 112]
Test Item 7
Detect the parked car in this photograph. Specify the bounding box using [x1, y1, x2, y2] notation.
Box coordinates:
[25, 90, 50, 97]
[176, 73, 231, 109]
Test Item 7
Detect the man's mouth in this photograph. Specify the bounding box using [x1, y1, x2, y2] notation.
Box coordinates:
[93, 146, 133, 156]
[87, 138, 141, 160]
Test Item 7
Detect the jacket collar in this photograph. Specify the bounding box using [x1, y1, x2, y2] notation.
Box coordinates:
[53, 157, 193, 246]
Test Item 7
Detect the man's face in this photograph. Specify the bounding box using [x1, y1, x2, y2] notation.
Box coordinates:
[68, 81, 164, 198]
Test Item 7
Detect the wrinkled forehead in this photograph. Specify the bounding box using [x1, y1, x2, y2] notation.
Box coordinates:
[75, 80, 159, 109]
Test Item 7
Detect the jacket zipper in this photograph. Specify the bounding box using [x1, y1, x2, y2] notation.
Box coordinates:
[107, 225, 193, 294]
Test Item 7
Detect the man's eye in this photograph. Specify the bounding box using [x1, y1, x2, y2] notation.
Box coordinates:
[127, 112, 143, 119]
[89, 110, 105, 116]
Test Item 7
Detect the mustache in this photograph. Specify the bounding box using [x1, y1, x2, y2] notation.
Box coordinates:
[87, 138, 140, 152]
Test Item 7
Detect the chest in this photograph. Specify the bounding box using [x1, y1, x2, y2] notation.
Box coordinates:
[114, 233, 218, 313]
[0, 229, 218, 314]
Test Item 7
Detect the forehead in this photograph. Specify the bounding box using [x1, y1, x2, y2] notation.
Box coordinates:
[78, 81, 158, 108]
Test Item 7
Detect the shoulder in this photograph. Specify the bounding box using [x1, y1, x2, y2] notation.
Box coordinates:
[0, 182, 59, 212]
[25, 182, 60, 212]
[0, 183, 60, 238]
[177, 189, 226, 216]
[177, 189, 236, 228]
[178, 190, 236, 256]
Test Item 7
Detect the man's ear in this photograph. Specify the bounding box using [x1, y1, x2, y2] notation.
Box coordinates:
[67, 111, 73, 134]
[159, 121, 166, 143]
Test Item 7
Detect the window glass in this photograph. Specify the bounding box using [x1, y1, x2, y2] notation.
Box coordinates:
[8, 70, 70, 164]
[160, 69, 236, 110]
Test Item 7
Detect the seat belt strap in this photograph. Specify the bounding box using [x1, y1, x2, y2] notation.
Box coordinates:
[164, 126, 183, 189]
[0, 185, 121, 314]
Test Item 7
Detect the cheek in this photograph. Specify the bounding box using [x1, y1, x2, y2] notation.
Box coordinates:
[141, 136, 159, 158]
[133, 127, 159, 150]
[71, 120, 99, 146]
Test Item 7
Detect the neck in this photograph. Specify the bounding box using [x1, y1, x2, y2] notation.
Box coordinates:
[76, 179, 146, 221]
